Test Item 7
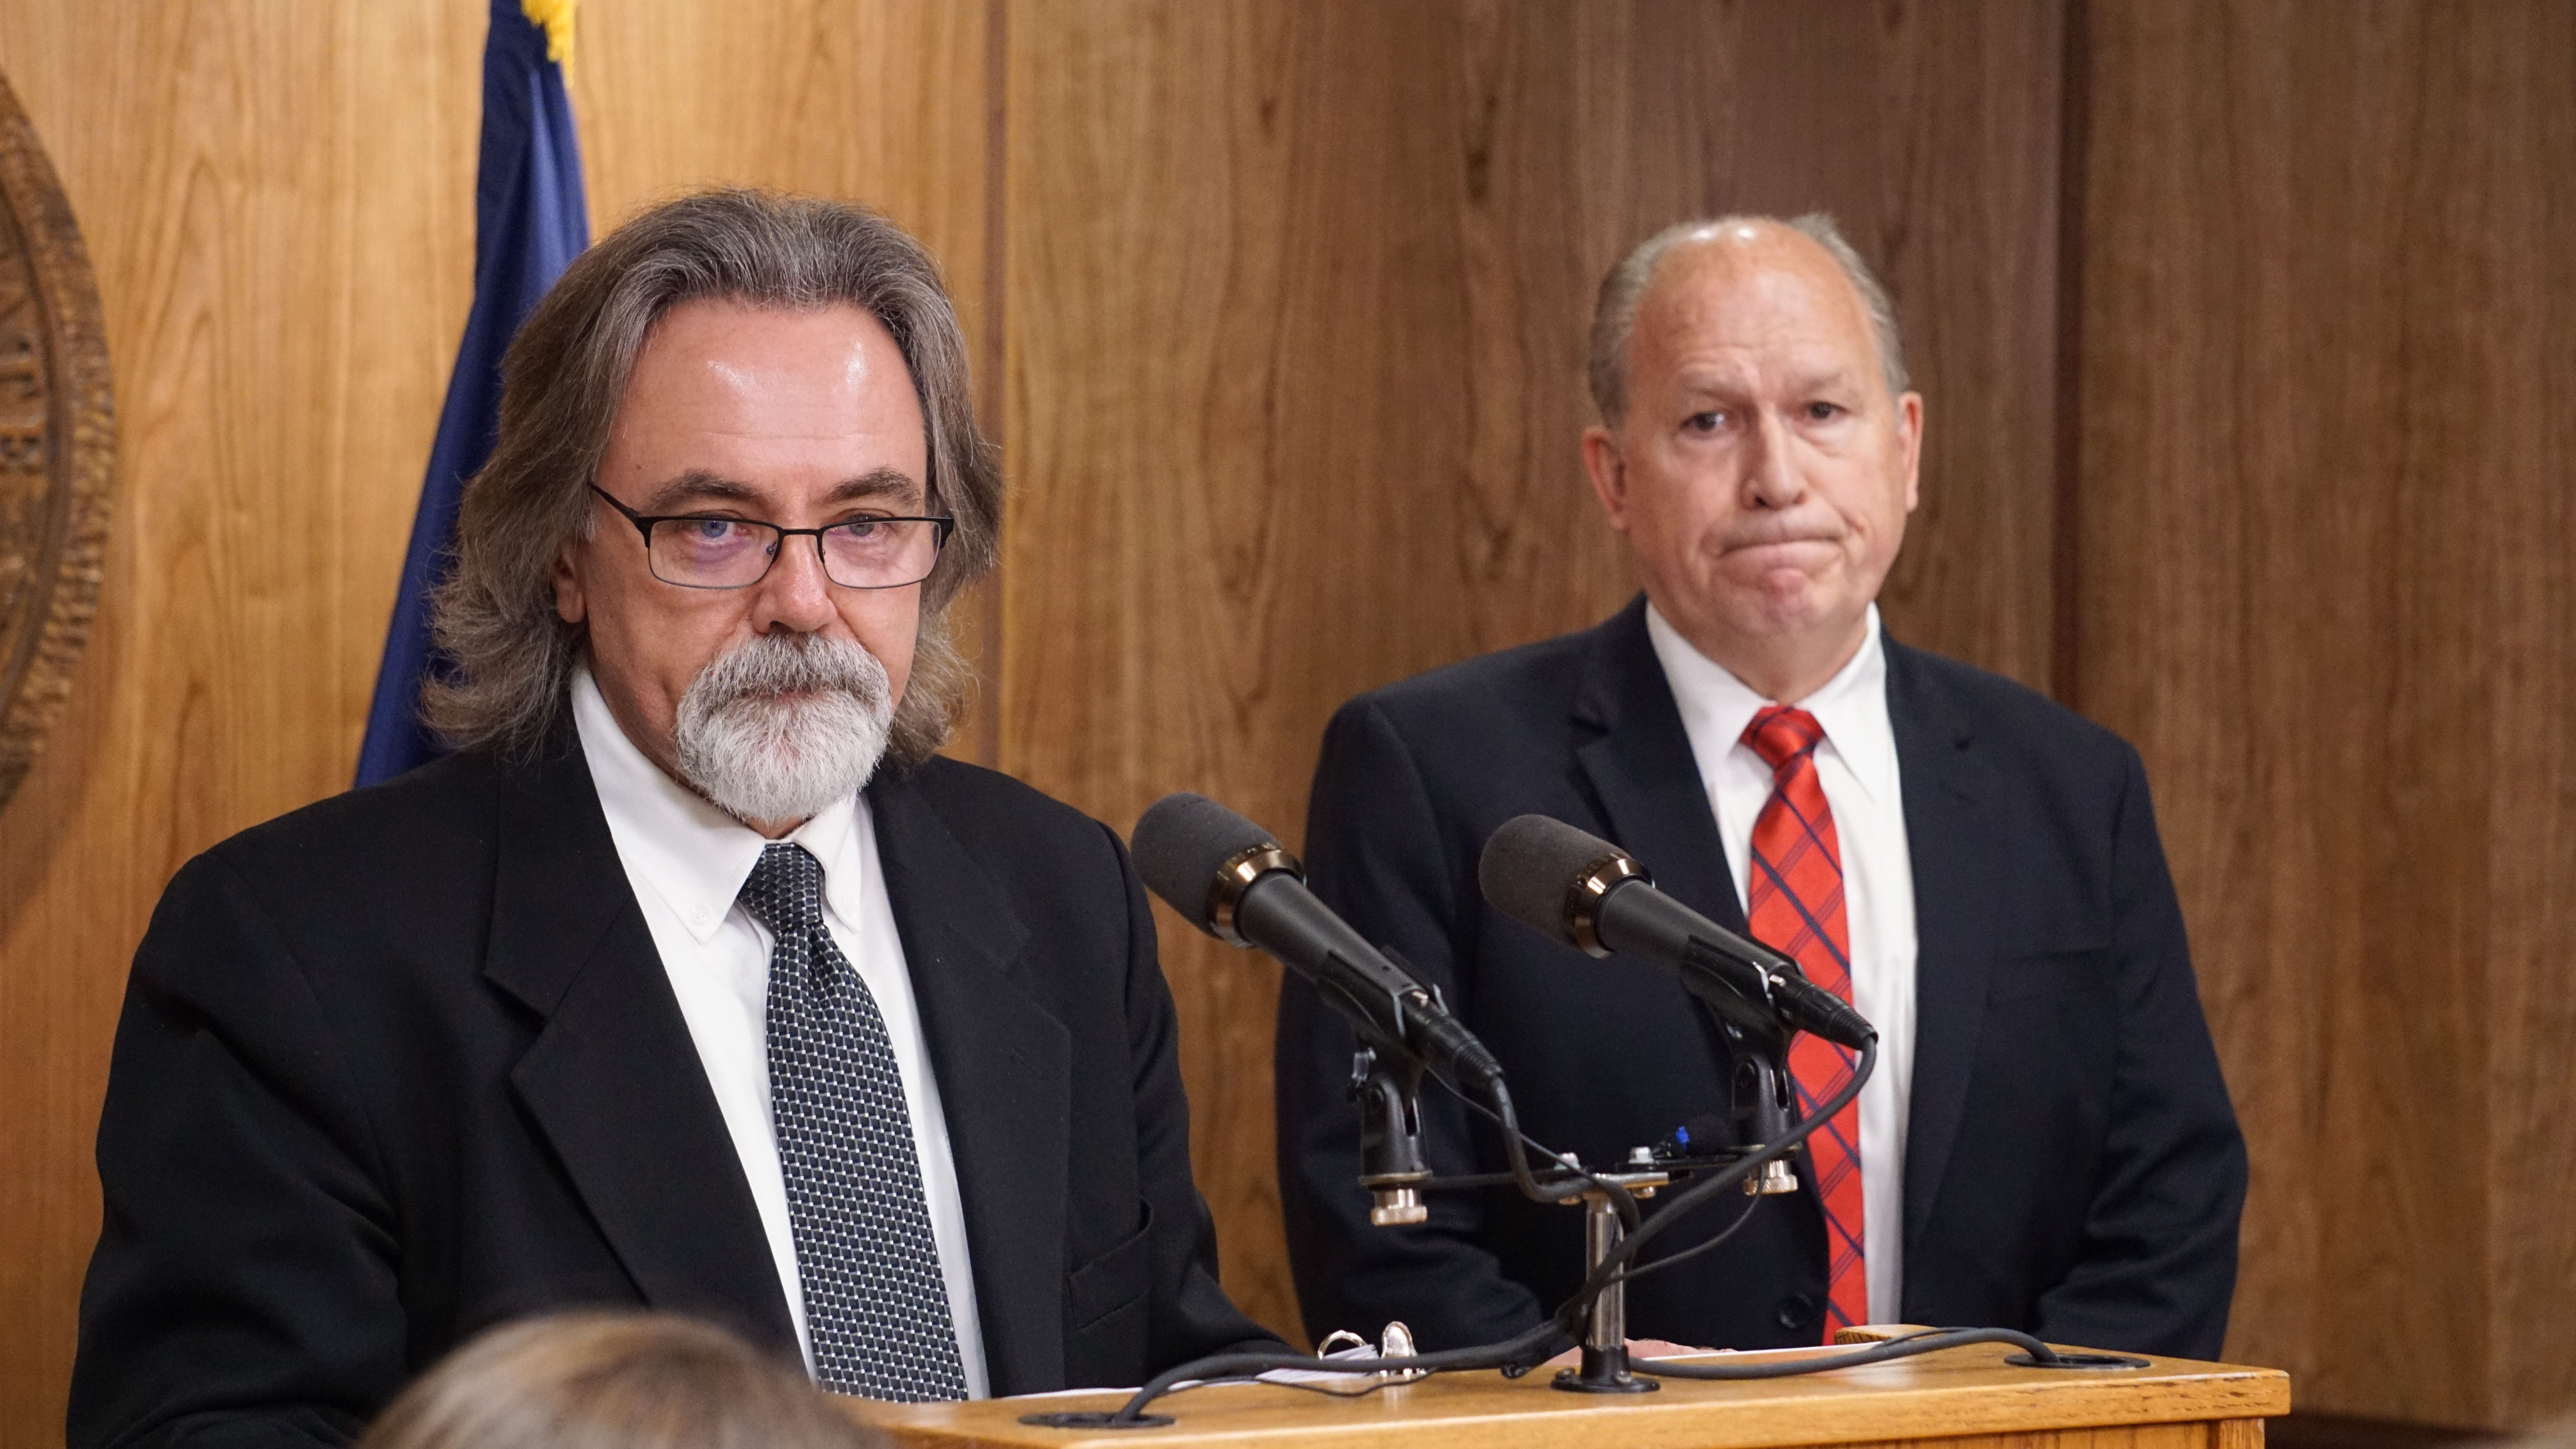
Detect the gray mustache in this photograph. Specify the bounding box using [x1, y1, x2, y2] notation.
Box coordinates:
[692, 634, 890, 710]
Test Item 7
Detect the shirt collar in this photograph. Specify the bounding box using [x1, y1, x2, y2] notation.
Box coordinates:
[1644, 601, 1901, 808]
[572, 664, 869, 940]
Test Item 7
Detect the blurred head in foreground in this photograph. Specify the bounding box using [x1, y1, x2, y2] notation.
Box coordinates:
[356, 1312, 885, 1449]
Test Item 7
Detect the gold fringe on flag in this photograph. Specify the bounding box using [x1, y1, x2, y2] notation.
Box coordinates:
[521, 0, 577, 67]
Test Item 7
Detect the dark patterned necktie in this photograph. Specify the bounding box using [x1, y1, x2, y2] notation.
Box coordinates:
[739, 842, 969, 1402]
[1742, 705, 1867, 1340]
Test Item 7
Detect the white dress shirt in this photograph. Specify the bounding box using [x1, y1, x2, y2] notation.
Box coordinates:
[1644, 602, 1920, 1325]
[572, 667, 990, 1396]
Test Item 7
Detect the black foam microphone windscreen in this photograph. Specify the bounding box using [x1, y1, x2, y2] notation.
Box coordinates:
[1478, 812, 1876, 1050]
[1477, 813, 1624, 947]
[1130, 791, 1275, 936]
[1129, 790, 1509, 1089]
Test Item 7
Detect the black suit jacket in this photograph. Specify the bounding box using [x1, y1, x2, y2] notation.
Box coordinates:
[1277, 597, 2245, 1359]
[73, 740, 1275, 1449]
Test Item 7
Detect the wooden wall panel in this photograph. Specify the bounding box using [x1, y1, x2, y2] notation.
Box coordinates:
[0, 5, 486, 1442]
[1002, 1, 1486, 1341]
[2077, 1, 2576, 1428]
[1000, 0, 2068, 1344]
[566, 0, 993, 406]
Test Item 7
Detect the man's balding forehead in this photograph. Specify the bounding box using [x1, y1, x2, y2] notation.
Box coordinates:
[1588, 212, 1911, 423]
[1639, 226, 1877, 324]
[1654, 217, 1807, 263]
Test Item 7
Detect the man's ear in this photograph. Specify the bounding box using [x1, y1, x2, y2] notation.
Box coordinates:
[552, 543, 587, 625]
[1582, 425, 1633, 532]
[1896, 391, 1925, 513]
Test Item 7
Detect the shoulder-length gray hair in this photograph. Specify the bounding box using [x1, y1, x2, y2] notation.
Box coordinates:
[422, 188, 1001, 768]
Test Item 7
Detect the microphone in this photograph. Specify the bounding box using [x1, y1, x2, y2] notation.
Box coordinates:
[1131, 793, 1505, 1094]
[1477, 814, 1876, 1051]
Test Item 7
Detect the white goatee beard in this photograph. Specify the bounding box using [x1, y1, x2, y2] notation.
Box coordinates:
[672, 633, 895, 826]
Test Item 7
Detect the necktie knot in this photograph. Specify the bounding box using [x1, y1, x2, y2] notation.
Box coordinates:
[738, 842, 827, 937]
[1744, 705, 1826, 773]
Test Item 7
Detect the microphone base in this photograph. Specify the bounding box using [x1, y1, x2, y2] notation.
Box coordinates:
[1552, 1345, 1661, 1394]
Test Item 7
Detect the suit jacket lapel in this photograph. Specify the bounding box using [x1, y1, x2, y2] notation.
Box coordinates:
[483, 740, 799, 1355]
[868, 767, 1067, 1396]
[1571, 597, 1749, 935]
[1885, 640, 2003, 1250]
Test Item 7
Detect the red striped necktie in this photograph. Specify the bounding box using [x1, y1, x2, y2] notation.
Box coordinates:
[1742, 704, 1867, 1340]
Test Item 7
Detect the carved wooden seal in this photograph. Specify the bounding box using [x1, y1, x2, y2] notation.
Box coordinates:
[0, 69, 110, 809]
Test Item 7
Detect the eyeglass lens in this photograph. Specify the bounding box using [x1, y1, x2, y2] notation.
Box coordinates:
[648, 517, 942, 589]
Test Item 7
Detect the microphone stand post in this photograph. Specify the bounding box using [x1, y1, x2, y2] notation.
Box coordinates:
[1555, 1155, 1668, 1394]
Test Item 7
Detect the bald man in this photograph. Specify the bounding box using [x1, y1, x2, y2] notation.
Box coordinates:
[1275, 217, 2245, 1359]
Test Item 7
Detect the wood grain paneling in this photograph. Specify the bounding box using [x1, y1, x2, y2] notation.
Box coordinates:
[2076, 0, 2576, 1428]
[567, 0, 993, 402]
[0, 5, 486, 1441]
[1002, 1, 1485, 1341]
[999, 0, 2069, 1345]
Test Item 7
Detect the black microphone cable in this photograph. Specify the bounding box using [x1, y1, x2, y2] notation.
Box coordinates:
[1449, 1076, 1642, 1231]
[1127, 793, 1641, 1228]
[1044, 1037, 2054, 1430]
[1027, 1320, 1576, 1431]
[1639, 1326, 2099, 1382]
[1078, 800, 2113, 1428]
[1598, 1184, 1762, 1288]
[1504, 1041, 2131, 1384]
[1022, 1058, 1660, 1428]
[1543, 1037, 1873, 1330]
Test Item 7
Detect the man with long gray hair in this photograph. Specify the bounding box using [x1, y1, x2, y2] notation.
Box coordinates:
[73, 190, 1276, 1447]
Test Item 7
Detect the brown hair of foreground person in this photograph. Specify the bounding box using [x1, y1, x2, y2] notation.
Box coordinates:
[355, 1311, 886, 1449]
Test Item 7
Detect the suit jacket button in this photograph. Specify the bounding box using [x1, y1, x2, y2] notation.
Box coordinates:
[1776, 1293, 1817, 1330]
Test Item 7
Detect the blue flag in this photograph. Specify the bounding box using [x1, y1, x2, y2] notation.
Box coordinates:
[357, 0, 588, 786]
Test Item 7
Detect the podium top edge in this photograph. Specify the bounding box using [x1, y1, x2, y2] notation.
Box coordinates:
[844, 1342, 2293, 1449]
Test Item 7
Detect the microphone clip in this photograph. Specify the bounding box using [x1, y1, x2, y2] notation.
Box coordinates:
[1720, 1019, 1803, 1197]
[1347, 1047, 1430, 1226]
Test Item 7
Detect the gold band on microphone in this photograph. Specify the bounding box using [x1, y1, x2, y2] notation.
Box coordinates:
[1207, 842, 1301, 947]
[1566, 854, 1647, 957]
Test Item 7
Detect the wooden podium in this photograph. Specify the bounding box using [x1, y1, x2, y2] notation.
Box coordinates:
[844, 1339, 2291, 1449]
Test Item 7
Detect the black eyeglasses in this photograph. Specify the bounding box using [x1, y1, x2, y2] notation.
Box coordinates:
[588, 484, 955, 591]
